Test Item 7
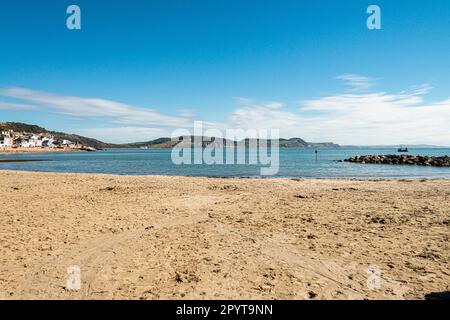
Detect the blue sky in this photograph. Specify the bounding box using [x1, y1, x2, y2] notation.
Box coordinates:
[0, 0, 449, 144]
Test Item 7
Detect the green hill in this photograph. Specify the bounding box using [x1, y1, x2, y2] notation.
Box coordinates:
[125, 137, 176, 148]
[1, 122, 340, 149]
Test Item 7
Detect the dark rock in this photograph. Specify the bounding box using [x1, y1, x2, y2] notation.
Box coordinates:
[343, 154, 450, 167]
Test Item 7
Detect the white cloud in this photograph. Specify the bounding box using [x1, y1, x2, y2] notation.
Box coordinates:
[177, 109, 195, 118]
[224, 84, 450, 146]
[1, 80, 449, 146]
[0, 87, 191, 128]
[299, 84, 449, 144]
[336, 74, 377, 92]
[226, 99, 302, 136]
[0, 101, 38, 111]
[77, 127, 170, 144]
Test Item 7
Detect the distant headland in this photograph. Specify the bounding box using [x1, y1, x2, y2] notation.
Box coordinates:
[0, 122, 340, 152]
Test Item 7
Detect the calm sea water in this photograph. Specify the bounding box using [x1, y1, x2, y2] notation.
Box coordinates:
[1, 148, 449, 178]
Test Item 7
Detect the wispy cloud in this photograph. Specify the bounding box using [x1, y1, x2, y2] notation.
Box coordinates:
[0, 87, 192, 128]
[302, 84, 433, 112]
[227, 98, 302, 134]
[77, 127, 170, 144]
[0, 101, 38, 111]
[335, 74, 377, 92]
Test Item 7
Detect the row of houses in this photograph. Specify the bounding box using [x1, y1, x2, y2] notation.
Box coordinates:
[0, 130, 77, 149]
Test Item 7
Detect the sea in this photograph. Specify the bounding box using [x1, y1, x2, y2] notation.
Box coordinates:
[0, 148, 449, 179]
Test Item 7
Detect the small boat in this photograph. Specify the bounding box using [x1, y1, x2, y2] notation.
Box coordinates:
[397, 147, 409, 152]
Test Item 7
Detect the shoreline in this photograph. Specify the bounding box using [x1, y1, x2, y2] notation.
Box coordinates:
[0, 170, 448, 299]
[0, 148, 88, 154]
[0, 159, 48, 163]
[0, 169, 449, 180]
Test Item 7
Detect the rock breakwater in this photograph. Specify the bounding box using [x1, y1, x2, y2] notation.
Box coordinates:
[344, 155, 450, 167]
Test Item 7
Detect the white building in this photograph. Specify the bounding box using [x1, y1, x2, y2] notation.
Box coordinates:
[42, 137, 55, 148]
[20, 140, 33, 148]
[19, 134, 46, 148]
[31, 135, 43, 147]
[0, 135, 13, 148]
[61, 139, 72, 146]
[0, 130, 58, 149]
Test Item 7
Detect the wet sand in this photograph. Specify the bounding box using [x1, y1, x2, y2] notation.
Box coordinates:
[0, 170, 448, 299]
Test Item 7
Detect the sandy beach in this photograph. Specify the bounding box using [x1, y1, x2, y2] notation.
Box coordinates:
[0, 170, 448, 300]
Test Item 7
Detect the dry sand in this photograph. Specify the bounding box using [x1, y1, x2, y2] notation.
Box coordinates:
[0, 170, 448, 300]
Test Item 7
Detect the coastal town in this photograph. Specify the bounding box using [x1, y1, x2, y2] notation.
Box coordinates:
[0, 130, 96, 152]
